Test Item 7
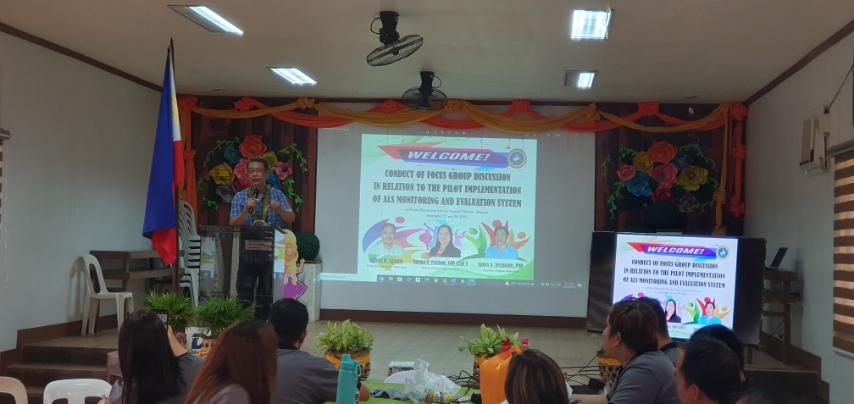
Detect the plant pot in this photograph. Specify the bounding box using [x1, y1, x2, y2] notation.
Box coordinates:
[325, 351, 371, 380]
[472, 354, 492, 380]
[596, 355, 622, 392]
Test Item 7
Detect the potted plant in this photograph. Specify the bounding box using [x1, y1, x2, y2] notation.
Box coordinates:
[145, 292, 194, 332]
[193, 297, 254, 339]
[458, 324, 520, 377]
[315, 320, 374, 379]
[295, 231, 320, 261]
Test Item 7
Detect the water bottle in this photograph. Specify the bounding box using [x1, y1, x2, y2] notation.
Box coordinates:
[336, 354, 361, 404]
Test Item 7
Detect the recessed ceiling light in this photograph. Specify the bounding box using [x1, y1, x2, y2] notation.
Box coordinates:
[270, 67, 317, 86]
[576, 71, 596, 89]
[169, 5, 243, 35]
[565, 70, 596, 89]
[570, 9, 612, 40]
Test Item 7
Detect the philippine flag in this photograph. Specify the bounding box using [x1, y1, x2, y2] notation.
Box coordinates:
[143, 44, 184, 265]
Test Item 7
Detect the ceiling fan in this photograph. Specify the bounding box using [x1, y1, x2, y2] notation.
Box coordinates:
[367, 11, 424, 66]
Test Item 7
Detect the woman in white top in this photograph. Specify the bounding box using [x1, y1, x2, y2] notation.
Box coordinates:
[184, 320, 277, 404]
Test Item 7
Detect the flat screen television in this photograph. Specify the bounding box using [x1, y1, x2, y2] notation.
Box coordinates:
[586, 231, 764, 345]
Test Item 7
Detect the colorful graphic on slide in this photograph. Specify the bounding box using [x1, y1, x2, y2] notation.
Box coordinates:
[357, 135, 537, 281]
[613, 234, 739, 339]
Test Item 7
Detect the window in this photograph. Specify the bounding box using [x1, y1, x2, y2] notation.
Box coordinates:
[833, 150, 854, 352]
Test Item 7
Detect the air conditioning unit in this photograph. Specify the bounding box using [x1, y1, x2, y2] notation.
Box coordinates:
[800, 115, 830, 175]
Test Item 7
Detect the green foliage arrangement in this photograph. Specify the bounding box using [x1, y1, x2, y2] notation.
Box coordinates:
[295, 231, 320, 261]
[315, 320, 374, 354]
[458, 324, 520, 357]
[193, 297, 255, 337]
[145, 292, 194, 331]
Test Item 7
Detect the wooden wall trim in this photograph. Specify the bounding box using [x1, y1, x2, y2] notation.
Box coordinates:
[745, 18, 854, 105]
[319, 309, 586, 328]
[0, 22, 160, 92]
[0, 315, 117, 373]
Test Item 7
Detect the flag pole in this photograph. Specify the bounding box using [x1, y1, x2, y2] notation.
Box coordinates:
[170, 39, 180, 293]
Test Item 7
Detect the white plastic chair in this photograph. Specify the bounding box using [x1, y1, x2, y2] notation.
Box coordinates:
[0, 376, 27, 404]
[80, 254, 134, 336]
[178, 200, 201, 306]
[42, 378, 111, 404]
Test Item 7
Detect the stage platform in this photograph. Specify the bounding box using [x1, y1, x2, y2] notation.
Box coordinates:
[1, 322, 825, 403]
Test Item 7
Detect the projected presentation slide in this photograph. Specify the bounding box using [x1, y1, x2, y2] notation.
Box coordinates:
[357, 134, 537, 281]
[612, 233, 739, 339]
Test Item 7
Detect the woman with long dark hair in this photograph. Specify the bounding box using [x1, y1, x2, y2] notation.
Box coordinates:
[503, 349, 569, 404]
[428, 225, 461, 258]
[184, 321, 278, 404]
[107, 310, 203, 404]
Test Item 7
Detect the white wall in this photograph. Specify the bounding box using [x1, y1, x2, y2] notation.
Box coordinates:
[745, 31, 854, 403]
[0, 32, 159, 351]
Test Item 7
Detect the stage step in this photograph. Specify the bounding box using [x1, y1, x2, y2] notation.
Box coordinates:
[22, 344, 114, 367]
[745, 366, 824, 403]
[5, 363, 107, 390]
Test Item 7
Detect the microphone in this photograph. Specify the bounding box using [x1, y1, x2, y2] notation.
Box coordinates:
[248, 188, 260, 214]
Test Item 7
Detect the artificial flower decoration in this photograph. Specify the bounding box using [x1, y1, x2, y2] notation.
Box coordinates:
[606, 142, 718, 218]
[625, 172, 653, 197]
[198, 134, 309, 212]
[650, 163, 678, 188]
[261, 151, 278, 170]
[275, 161, 293, 180]
[215, 185, 236, 204]
[233, 159, 250, 190]
[676, 166, 709, 192]
[652, 186, 673, 202]
[647, 141, 677, 164]
[208, 163, 235, 186]
[616, 165, 637, 182]
[677, 194, 700, 213]
[223, 145, 241, 165]
[632, 152, 654, 174]
[239, 134, 267, 158]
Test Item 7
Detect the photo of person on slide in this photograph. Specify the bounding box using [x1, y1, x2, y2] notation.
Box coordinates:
[665, 299, 681, 324]
[484, 226, 519, 260]
[698, 301, 722, 326]
[368, 223, 404, 258]
[429, 225, 461, 258]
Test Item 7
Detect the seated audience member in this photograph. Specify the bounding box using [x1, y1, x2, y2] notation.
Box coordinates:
[572, 299, 681, 404]
[690, 324, 751, 403]
[185, 320, 278, 404]
[677, 337, 745, 404]
[690, 325, 745, 372]
[637, 297, 680, 366]
[502, 349, 569, 404]
[269, 299, 370, 404]
[106, 310, 203, 404]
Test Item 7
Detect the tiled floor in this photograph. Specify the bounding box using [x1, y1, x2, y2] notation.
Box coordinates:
[301, 322, 604, 380]
[28, 322, 805, 381]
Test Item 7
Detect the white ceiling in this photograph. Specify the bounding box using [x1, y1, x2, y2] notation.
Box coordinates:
[2, 0, 853, 102]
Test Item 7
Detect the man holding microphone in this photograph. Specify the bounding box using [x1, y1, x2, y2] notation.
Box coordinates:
[229, 156, 295, 319]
